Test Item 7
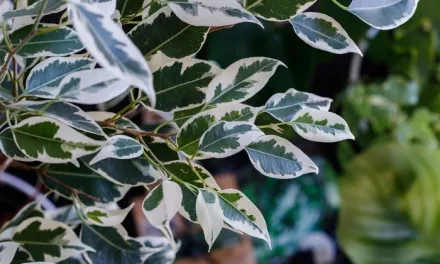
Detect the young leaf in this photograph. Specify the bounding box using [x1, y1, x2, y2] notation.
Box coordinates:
[10, 100, 105, 136]
[142, 181, 183, 245]
[11, 117, 104, 164]
[129, 7, 209, 59]
[348, 0, 419, 30]
[25, 57, 94, 97]
[218, 189, 271, 246]
[0, 25, 84, 66]
[41, 162, 129, 206]
[0, 128, 33, 162]
[205, 57, 285, 105]
[196, 189, 224, 250]
[164, 161, 220, 222]
[290, 12, 362, 55]
[69, 2, 155, 106]
[152, 58, 221, 112]
[89, 135, 143, 165]
[199, 121, 264, 159]
[0, 241, 19, 264]
[85, 203, 134, 226]
[264, 88, 332, 122]
[12, 217, 93, 262]
[167, 0, 262, 27]
[245, 0, 316, 21]
[81, 224, 145, 264]
[3, 0, 66, 20]
[291, 108, 355, 143]
[245, 135, 319, 179]
[82, 155, 162, 186]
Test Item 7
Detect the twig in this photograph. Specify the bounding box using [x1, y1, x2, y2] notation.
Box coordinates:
[100, 121, 176, 139]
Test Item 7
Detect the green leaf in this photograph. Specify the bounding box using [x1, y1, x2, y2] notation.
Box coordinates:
[172, 105, 205, 127]
[290, 13, 362, 55]
[89, 136, 143, 165]
[199, 121, 264, 159]
[10, 247, 34, 264]
[12, 217, 93, 262]
[165, 161, 220, 222]
[291, 108, 355, 143]
[3, 0, 66, 20]
[215, 103, 261, 123]
[81, 224, 145, 264]
[10, 100, 104, 136]
[129, 7, 209, 59]
[11, 117, 104, 164]
[264, 88, 332, 122]
[0, 241, 19, 264]
[85, 203, 134, 226]
[41, 162, 129, 206]
[167, 0, 262, 27]
[0, 25, 84, 66]
[0, 128, 33, 162]
[142, 181, 182, 245]
[81, 154, 162, 186]
[69, 1, 155, 106]
[245, 0, 316, 21]
[206, 57, 285, 105]
[348, 0, 419, 30]
[145, 137, 179, 162]
[245, 135, 318, 179]
[25, 57, 94, 97]
[218, 189, 270, 246]
[152, 58, 221, 112]
[196, 188, 223, 250]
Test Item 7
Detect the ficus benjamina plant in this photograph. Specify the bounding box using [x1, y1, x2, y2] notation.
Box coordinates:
[0, 0, 419, 263]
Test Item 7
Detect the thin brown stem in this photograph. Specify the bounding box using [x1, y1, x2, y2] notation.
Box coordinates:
[100, 121, 176, 139]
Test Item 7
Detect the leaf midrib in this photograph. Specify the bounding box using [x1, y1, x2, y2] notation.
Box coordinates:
[291, 19, 347, 46]
[349, 0, 403, 11]
[12, 128, 99, 148]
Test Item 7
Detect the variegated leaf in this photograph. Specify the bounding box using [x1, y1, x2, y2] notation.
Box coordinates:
[199, 121, 264, 159]
[25, 57, 94, 97]
[69, 2, 155, 106]
[206, 57, 285, 105]
[10, 247, 34, 264]
[129, 7, 209, 59]
[46, 69, 131, 105]
[218, 189, 271, 246]
[196, 189, 223, 250]
[0, 0, 13, 23]
[245, 0, 316, 21]
[291, 108, 355, 143]
[45, 206, 81, 227]
[85, 203, 134, 226]
[10, 100, 104, 136]
[82, 154, 162, 186]
[152, 58, 221, 112]
[11, 117, 104, 164]
[264, 88, 332, 122]
[0, 128, 33, 162]
[167, 0, 262, 27]
[139, 236, 175, 264]
[212, 103, 261, 123]
[41, 162, 129, 206]
[177, 110, 217, 157]
[348, 0, 419, 30]
[12, 217, 93, 262]
[0, 201, 44, 239]
[164, 161, 220, 222]
[172, 105, 205, 127]
[81, 224, 145, 264]
[142, 181, 182, 245]
[245, 135, 319, 179]
[89, 136, 143, 165]
[3, 0, 66, 20]
[0, 25, 84, 66]
[290, 12, 362, 55]
[0, 241, 19, 264]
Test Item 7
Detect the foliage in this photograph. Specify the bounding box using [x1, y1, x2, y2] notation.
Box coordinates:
[0, 0, 418, 263]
